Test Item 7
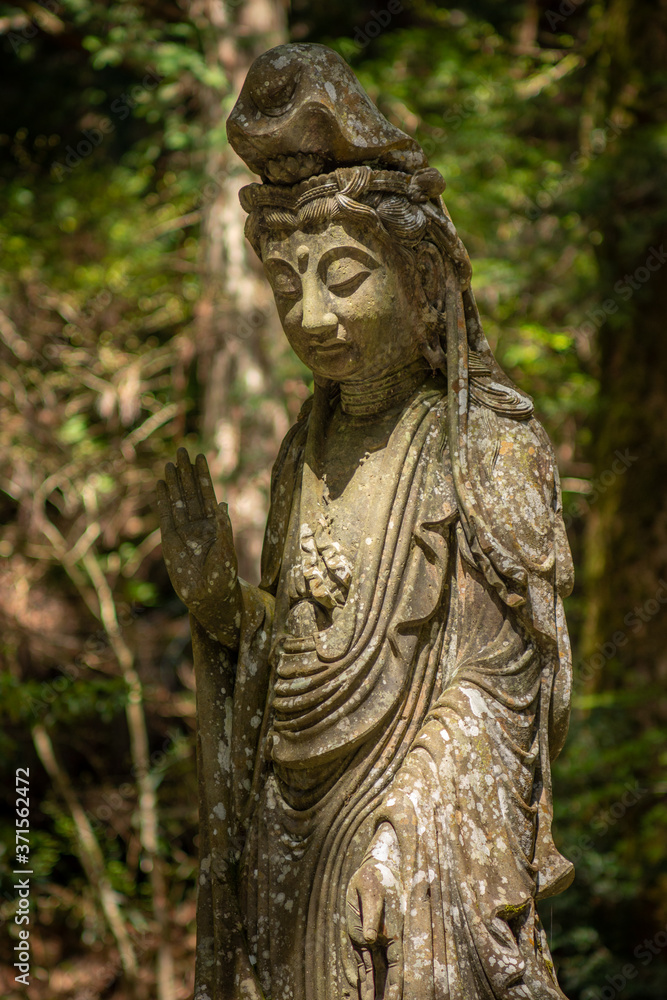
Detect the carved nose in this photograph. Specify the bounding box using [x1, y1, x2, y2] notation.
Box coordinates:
[303, 313, 339, 339]
[301, 283, 338, 339]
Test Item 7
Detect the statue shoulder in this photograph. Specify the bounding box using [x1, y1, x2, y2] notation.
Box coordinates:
[467, 403, 559, 496]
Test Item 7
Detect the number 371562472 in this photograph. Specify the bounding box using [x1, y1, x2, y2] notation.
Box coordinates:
[15, 768, 30, 858]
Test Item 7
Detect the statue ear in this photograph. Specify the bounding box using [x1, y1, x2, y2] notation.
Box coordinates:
[414, 242, 447, 369]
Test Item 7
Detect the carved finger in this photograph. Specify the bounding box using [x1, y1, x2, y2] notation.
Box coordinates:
[176, 446, 202, 521]
[355, 946, 375, 1000]
[195, 453, 218, 518]
[385, 932, 404, 1000]
[361, 885, 383, 946]
[215, 500, 233, 532]
[164, 461, 187, 527]
[346, 893, 365, 947]
[156, 479, 175, 535]
[214, 503, 237, 572]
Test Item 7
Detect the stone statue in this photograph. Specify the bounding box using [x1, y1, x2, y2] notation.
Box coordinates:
[156, 43, 575, 1000]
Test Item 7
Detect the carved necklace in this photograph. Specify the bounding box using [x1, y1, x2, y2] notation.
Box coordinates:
[339, 358, 430, 418]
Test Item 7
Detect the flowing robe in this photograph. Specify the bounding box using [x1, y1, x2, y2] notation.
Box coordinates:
[193, 384, 574, 1000]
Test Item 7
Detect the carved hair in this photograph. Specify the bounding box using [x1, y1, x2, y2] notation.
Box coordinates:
[241, 165, 472, 285]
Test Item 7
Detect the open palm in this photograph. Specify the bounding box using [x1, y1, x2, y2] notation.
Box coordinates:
[156, 448, 240, 643]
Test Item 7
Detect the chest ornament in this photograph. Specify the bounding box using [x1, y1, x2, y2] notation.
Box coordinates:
[287, 517, 353, 613]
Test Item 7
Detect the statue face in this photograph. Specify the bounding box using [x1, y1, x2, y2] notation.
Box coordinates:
[261, 220, 422, 383]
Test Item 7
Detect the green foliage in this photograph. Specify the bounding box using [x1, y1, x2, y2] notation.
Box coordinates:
[0, 671, 126, 724]
[546, 706, 667, 999]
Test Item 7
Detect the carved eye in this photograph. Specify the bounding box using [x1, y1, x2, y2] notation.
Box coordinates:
[265, 262, 301, 299]
[325, 258, 371, 296]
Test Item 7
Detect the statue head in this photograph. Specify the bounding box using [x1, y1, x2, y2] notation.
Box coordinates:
[227, 43, 532, 420]
[244, 171, 453, 385]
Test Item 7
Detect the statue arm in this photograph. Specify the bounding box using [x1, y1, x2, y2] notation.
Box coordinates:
[191, 582, 274, 1000]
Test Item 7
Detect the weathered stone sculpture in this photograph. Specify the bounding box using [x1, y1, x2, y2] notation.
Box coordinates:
[157, 43, 575, 1000]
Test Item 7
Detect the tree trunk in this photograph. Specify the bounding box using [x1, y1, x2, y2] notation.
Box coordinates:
[580, 0, 667, 697]
[190, 0, 289, 582]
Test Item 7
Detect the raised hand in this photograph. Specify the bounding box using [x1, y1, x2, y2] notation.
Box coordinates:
[156, 448, 242, 648]
[346, 826, 405, 1000]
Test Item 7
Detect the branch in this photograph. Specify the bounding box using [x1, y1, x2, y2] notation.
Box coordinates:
[32, 723, 139, 981]
[0, 308, 31, 361]
[80, 550, 176, 1000]
[32, 491, 175, 999]
[145, 210, 202, 240]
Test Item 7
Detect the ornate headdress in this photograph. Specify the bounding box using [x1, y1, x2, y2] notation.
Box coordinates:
[227, 43, 538, 611]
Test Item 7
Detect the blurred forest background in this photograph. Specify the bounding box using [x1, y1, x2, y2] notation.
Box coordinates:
[0, 0, 666, 997]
